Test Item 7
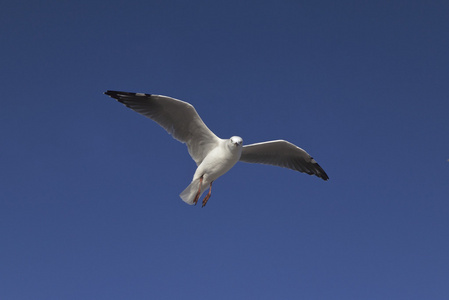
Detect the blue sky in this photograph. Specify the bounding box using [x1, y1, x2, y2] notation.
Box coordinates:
[1, 0, 448, 299]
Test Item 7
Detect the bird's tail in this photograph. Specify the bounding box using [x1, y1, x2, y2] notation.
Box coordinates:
[179, 178, 209, 205]
[180, 178, 206, 205]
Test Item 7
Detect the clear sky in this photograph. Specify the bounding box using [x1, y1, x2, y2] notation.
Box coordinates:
[1, 0, 448, 299]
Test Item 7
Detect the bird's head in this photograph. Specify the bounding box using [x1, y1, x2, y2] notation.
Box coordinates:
[229, 136, 243, 147]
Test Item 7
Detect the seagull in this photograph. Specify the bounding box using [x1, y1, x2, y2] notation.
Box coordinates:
[105, 90, 329, 207]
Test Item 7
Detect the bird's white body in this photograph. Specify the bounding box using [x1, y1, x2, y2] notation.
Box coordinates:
[180, 137, 243, 204]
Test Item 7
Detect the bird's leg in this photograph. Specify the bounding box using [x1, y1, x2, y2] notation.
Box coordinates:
[193, 176, 203, 206]
[202, 181, 213, 208]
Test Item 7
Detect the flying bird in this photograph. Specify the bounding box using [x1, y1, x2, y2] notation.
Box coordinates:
[105, 90, 329, 207]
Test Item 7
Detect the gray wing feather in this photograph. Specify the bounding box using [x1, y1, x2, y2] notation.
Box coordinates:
[240, 140, 329, 180]
[105, 90, 220, 165]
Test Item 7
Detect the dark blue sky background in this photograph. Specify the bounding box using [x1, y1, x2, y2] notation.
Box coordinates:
[1, 0, 448, 299]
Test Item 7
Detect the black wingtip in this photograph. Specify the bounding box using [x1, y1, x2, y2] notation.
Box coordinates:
[319, 171, 329, 181]
[104, 90, 152, 99]
[104, 90, 129, 98]
[312, 161, 329, 181]
[317, 168, 329, 181]
[104, 90, 123, 99]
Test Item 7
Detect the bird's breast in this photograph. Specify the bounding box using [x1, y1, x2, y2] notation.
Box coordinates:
[196, 145, 240, 181]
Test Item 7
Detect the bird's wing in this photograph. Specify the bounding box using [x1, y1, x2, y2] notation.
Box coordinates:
[240, 140, 329, 180]
[105, 90, 220, 165]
